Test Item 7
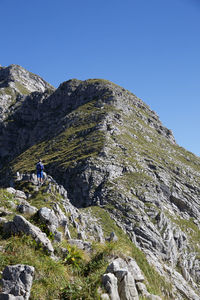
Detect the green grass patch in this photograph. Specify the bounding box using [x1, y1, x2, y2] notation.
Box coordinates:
[0, 235, 69, 300]
[15, 81, 31, 95]
[0, 189, 16, 210]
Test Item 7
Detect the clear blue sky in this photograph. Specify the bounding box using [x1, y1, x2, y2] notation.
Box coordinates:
[1, 0, 200, 156]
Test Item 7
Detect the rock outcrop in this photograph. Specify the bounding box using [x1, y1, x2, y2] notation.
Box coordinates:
[3, 215, 54, 255]
[102, 257, 162, 300]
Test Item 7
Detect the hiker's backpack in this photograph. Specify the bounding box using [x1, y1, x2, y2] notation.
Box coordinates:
[36, 162, 43, 172]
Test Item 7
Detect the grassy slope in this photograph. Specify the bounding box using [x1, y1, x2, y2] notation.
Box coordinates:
[0, 187, 172, 299]
[10, 100, 109, 174]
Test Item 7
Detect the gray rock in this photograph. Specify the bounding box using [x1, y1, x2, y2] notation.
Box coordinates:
[16, 204, 37, 215]
[106, 257, 144, 282]
[136, 282, 162, 300]
[107, 232, 118, 242]
[6, 188, 16, 195]
[136, 282, 149, 296]
[38, 207, 58, 227]
[126, 257, 145, 282]
[0, 294, 24, 299]
[100, 294, 110, 300]
[146, 295, 162, 300]
[0, 217, 7, 224]
[37, 204, 67, 229]
[6, 188, 27, 201]
[64, 226, 71, 239]
[118, 271, 139, 300]
[67, 239, 92, 252]
[102, 273, 120, 300]
[53, 230, 63, 242]
[14, 190, 27, 200]
[47, 225, 63, 243]
[0, 264, 34, 300]
[3, 215, 54, 255]
[94, 224, 105, 243]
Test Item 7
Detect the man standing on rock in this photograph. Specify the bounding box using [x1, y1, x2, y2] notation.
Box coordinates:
[36, 159, 44, 185]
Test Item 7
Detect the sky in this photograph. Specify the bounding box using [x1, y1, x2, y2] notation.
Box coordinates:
[1, 0, 200, 156]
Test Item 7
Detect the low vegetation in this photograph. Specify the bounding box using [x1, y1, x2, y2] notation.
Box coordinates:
[0, 187, 173, 299]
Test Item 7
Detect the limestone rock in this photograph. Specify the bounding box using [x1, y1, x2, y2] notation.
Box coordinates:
[102, 273, 120, 300]
[107, 231, 118, 242]
[106, 257, 144, 282]
[37, 204, 67, 229]
[16, 204, 37, 215]
[6, 188, 27, 200]
[3, 215, 54, 255]
[136, 282, 162, 300]
[100, 294, 110, 300]
[0, 264, 34, 300]
[117, 271, 139, 300]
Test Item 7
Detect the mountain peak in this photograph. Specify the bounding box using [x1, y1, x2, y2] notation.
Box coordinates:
[0, 64, 54, 94]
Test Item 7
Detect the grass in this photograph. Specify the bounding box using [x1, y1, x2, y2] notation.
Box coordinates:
[9, 100, 108, 175]
[0, 86, 15, 98]
[0, 190, 172, 299]
[0, 183, 173, 300]
[15, 81, 30, 95]
[81, 206, 172, 298]
[0, 234, 69, 300]
[0, 189, 17, 210]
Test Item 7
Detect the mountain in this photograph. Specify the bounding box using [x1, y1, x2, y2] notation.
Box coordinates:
[0, 64, 200, 299]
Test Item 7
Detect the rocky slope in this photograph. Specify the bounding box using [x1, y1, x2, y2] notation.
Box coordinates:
[0, 64, 200, 299]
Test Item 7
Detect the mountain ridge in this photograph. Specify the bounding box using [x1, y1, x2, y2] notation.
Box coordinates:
[0, 64, 200, 299]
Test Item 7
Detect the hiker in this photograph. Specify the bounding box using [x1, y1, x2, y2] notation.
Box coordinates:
[36, 159, 44, 185]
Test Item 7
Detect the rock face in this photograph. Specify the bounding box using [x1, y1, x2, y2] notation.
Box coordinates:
[0, 264, 34, 300]
[0, 65, 200, 299]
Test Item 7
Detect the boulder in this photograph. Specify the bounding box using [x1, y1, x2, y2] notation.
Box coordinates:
[14, 190, 27, 200]
[16, 204, 37, 215]
[0, 264, 34, 300]
[38, 207, 58, 227]
[3, 215, 54, 255]
[0, 217, 7, 224]
[107, 232, 118, 242]
[37, 204, 67, 229]
[6, 188, 16, 195]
